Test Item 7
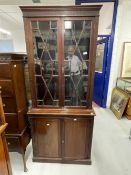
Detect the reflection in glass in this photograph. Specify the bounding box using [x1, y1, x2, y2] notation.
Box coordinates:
[32, 21, 59, 106]
[95, 43, 105, 72]
[64, 20, 91, 106]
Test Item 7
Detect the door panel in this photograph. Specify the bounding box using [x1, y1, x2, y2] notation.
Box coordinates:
[34, 118, 60, 158]
[63, 118, 90, 159]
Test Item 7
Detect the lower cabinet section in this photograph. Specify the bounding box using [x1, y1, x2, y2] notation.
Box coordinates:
[33, 119, 60, 158]
[31, 116, 94, 164]
[63, 118, 90, 160]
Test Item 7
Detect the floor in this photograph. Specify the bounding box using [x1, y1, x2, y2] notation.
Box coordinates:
[9, 107, 131, 175]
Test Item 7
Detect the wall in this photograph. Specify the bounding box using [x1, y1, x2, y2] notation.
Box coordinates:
[82, 2, 114, 35]
[0, 0, 75, 53]
[106, 0, 131, 107]
[11, 28, 26, 52]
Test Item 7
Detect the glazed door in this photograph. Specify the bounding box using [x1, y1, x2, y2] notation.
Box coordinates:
[33, 118, 61, 158]
[63, 18, 92, 107]
[30, 17, 94, 108]
[63, 118, 91, 160]
[93, 37, 109, 107]
[31, 19, 61, 106]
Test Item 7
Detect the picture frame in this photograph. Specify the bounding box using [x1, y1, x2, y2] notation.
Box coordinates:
[110, 88, 129, 119]
[121, 42, 131, 77]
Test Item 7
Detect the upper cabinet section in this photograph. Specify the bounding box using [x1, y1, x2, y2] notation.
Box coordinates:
[20, 6, 101, 109]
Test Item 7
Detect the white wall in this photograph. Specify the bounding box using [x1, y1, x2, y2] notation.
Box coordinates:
[11, 28, 26, 52]
[106, 0, 131, 107]
[0, 1, 75, 53]
[98, 3, 113, 35]
[82, 2, 114, 35]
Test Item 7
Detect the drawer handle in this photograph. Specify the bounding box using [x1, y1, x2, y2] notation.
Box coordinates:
[14, 64, 16, 67]
[73, 118, 77, 121]
[62, 140, 64, 144]
[0, 86, 2, 89]
[46, 123, 50, 126]
[8, 142, 10, 145]
[3, 104, 5, 107]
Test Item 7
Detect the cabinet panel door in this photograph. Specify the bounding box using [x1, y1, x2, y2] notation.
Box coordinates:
[63, 118, 92, 160]
[33, 118, 60, 158]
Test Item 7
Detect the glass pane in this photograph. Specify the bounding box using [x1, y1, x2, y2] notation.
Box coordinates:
[95, 43, 105, 72]
[64, 20, 91, 106]
[32, 21, 59, 106]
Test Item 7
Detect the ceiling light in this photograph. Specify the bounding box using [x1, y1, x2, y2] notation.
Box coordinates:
[32, 0, 41, 3]
[0, 28, 11, 35]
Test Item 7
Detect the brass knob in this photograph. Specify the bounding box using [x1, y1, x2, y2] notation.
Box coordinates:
[8, 142, 10, 145]
[3, 104, 5, 107]
[14, 64, 16, 67]
[0, 86, 2, 89]
[46, 123, 50, 126]
[73, 118, 77, 121]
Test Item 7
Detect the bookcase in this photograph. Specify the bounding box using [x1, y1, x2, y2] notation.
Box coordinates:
[21, 5, 101, 164]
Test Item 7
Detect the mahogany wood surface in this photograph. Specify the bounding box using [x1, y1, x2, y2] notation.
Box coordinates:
[21, 5, 101, 164]
[0, 54, 30, 172]
[0, 94, 13, 175]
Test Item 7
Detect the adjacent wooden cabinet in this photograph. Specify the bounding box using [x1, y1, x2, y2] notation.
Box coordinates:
[0, 53, 30, 172]
[0, 93, 12, 175]
[20, 5, 101, 164]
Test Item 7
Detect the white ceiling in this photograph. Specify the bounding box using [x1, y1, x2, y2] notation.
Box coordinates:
[0, 0, 74, 5]
[0, 0, 75, 30]
[0, 1, 113, 36]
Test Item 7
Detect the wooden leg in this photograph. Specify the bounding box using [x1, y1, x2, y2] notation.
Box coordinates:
[19, 137, 28, 172]
[21, 150, 28, 172]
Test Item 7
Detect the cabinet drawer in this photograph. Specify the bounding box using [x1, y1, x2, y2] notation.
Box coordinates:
[0, 63, 12, 78]
[5, 114, 19, 134]
[2, 98, 17, 113]
[32, 118, 60, 158]
[6, 137, 20, 152]
[0, 80, 14, 97]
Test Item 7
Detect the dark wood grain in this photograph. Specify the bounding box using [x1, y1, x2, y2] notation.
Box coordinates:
[0, 53, 30, 172]
[33, 118, 60, 158]
[21, 5, 101, 164]
[63, 118, 90, 160]
[0, 94, 12, 175]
